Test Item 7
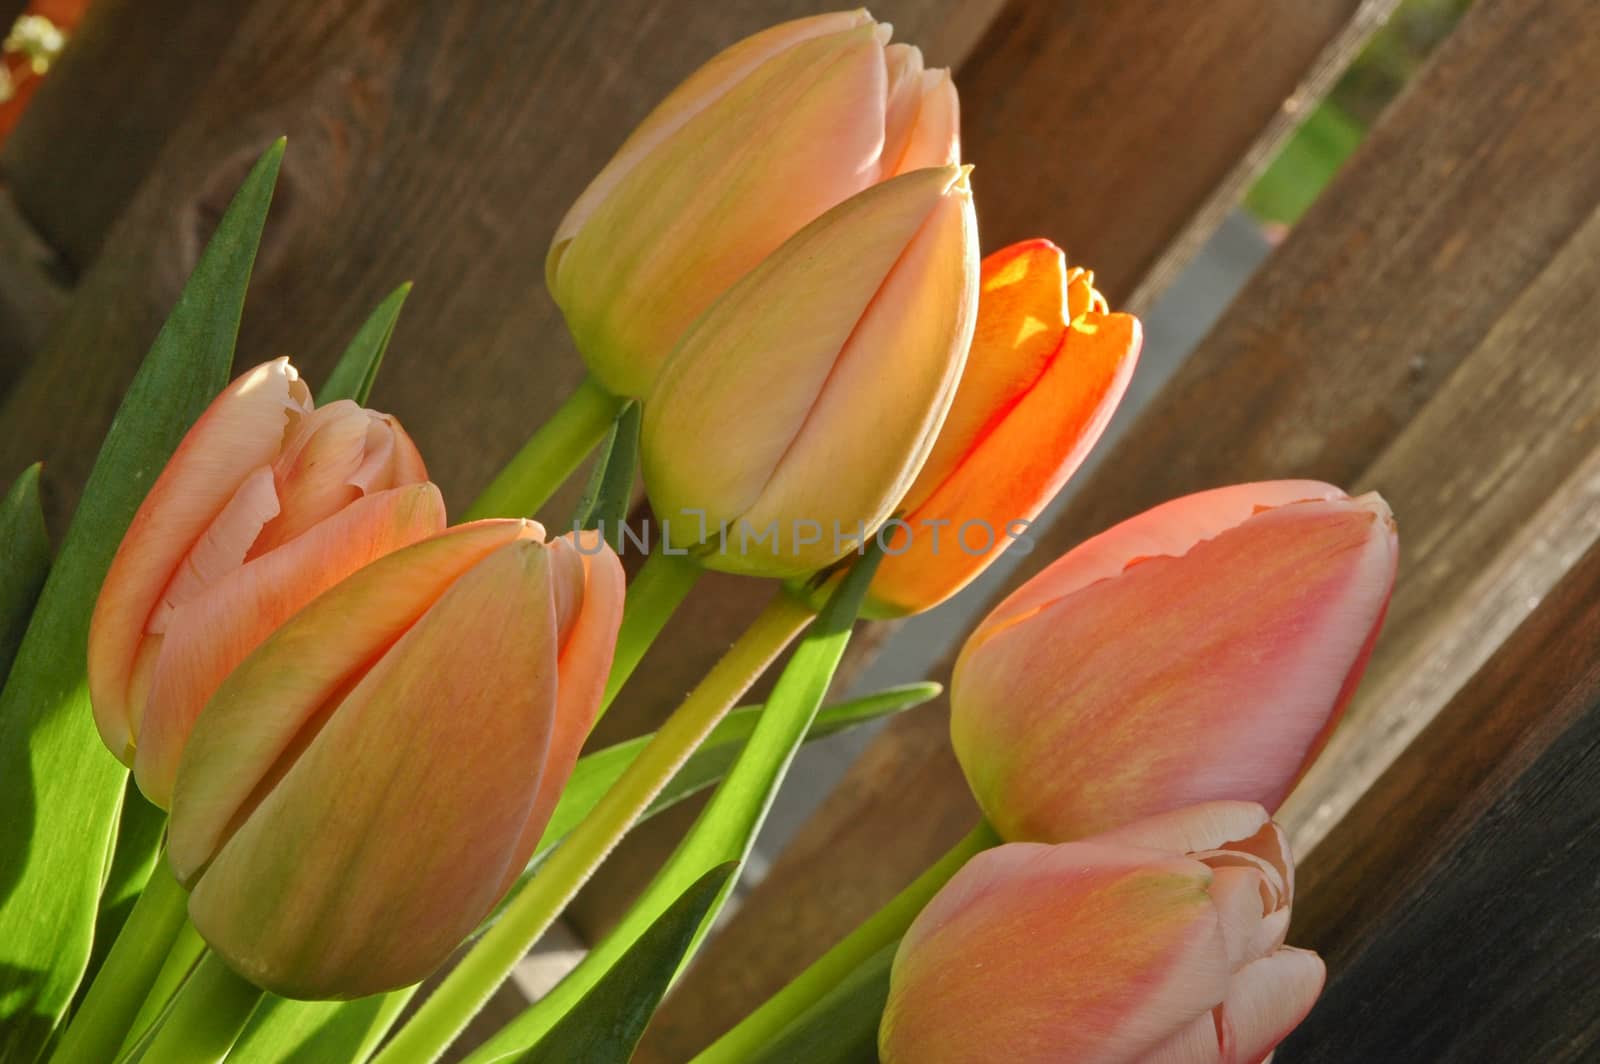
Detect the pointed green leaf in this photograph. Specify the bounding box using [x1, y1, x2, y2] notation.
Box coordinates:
[0, 462, 50, 684]
[474, 547, 885, 1059]
[0, 138, 283, 1060]
[500, 863, 738, 1064]
[318, 282, 411, 406]
[229, 682, 936, 1063]
[571, 401, 639, 549]
[77, 785, 167, 994]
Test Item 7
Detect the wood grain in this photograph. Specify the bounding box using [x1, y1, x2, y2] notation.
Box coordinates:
[630, 1, 1416, 1057]
[0, 185, 64, 394]
[0, 0, 987, 528]
[1280, 535, 1600, 1062]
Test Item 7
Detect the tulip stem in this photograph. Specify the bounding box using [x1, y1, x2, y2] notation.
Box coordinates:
[126, 952, 261, 1064]
[599, 548, 701, 717]
[374, 589, 816, 1064]
[49, 856, 190, 1064]
[463, 376, 624, 521]
[691, 819, 1000, 1064]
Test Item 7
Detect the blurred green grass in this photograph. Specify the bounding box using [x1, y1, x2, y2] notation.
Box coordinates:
[1245, 0, 1473, 226]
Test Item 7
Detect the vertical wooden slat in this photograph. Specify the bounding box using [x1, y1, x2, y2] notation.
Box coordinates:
[0, 187, 64, 393]
[630, 1, 1416, 1057]
[0, 1, 982, 529]
[1280, 535, 1600, 1062]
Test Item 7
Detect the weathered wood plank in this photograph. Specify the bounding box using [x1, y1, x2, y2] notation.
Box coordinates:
[630, 1, 1420, 1056]
[0, 0, 984, 527]
[1280, 535, 1600, 1062]
[0, 185, 65, 394]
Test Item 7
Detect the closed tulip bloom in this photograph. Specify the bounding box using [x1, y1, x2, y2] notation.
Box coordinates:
[642, 165, 978, 578]
[864, 239, 1140, 617]
[551, 9, 959, 397]
[167, 520, 623, 998]
[88, 358, 442, 808]
[952, 481, 1398, 842]
[880, 802, 1323, 1064]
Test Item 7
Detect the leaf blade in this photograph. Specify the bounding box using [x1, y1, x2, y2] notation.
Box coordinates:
[0, 138, 284, 1059]
[318, 282, 412, 406]
[0, 462, 51, 684]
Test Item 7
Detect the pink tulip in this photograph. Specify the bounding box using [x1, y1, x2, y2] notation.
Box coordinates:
[551, 9, 960, 398]
[880, 802, 1323, 1063]
[88, 358, 442, 807]
[167, 520, 624, 998]
[952, 481, 1398, 842]
[642, 165, 978, 578]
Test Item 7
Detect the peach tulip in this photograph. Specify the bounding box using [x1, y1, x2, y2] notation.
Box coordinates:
[642, 165, 978, 578]
[864, 239, 1140, 617]
[952, 481, 1398, 842]
[167, 520, 624, 998]
[88, 358, 442, 808]
[550, 9, 960, 398]
[880, 802, 1323, 1063]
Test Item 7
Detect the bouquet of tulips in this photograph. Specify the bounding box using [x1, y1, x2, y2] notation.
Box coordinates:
[0, 11, 1398, 1063]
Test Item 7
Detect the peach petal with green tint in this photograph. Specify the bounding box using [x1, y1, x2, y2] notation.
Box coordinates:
[88, 358, 310, 756]
[134, 483, 445, 807]
[167, 519, 535, 883]
[187, 540, 562, 997]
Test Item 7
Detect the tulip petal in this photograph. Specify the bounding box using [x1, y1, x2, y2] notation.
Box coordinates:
[882, 842, 1230, 1064]
[1215, 949, 1325, 1064]
[1094, 802, 1273, 861]
[549, 10, 876, 259]
[644, 165, 971, 568]
[187, 538, 564, 997]
[556, 22, 890, 397]
[733, 167, 978, 574]
[969, 480, 1348, 648]
[1144, 1013, 1223, 1064]
[89, 359, 310, 761]
[885, 68, 959, 177]
[135, 483, 446, 808]
[953, 492, 1399, 840]
[496, 531, 626, 894]
[168, 519, 536, 883]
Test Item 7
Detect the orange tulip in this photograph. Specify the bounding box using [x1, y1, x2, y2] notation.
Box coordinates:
[642, 165, 978, 578]
[551, 9, 960, 398]
[864, 239, 1140, 617]
[952, 481, 1397, 842]
[167, 521, 624, 998]
[880, 802, 1323, 1063]
[88, 358, 442, 808]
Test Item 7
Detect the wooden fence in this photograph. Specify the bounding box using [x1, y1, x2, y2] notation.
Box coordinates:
[2, 0, 1595, 1060]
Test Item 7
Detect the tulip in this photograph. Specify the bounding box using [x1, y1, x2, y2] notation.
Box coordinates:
[880, 802, 1323, 1064]
[166, 520, 624, 998]
[863, 239, 1140, 617]
[88, 358, 442, 808]
[642, 164, 978, 578]
[952, 481, 1398, 842]
[550, 9, 960, 398]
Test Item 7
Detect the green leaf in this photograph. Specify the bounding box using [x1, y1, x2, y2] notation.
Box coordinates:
[504, 864, 737, 1064]
[229, 682, 936, 1063]
[473, 547, 885, 1060]
[571, 401, 639, 549]
[318, 282, 411, 406]
[0, 138, 283, 1060]
[0, 463, 51, 684]
[76, 785, 167, 994]
[741, 942, 895, 1064]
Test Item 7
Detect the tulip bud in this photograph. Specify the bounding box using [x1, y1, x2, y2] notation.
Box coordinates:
[642, 165, 978, 578]
[952, 481, 1398, 842]
[863, 239, 1140, 617]
[88, 358, 443, 808]
[550, 10, 960, 398]
[880, 802, 1323, 1064]
[167, 520, 624, 998]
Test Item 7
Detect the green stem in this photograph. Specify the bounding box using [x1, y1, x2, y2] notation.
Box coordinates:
[599, 548, 701, 718]
[119, 921, 206, 1055]
[130, 952, 262, 1064]
[692, 819, 1000, 1064]
[745, 942, 898, 1064]
[50, 856, 190, 1064]
[374, 590, 816, 1064]
[463, 376, 622, 521]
